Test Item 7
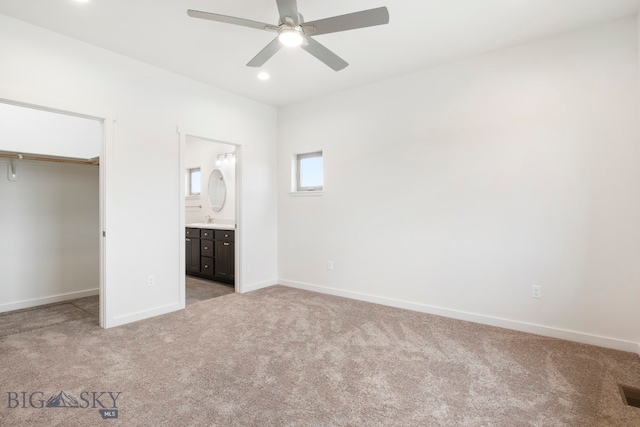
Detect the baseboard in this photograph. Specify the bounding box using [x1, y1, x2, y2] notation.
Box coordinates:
[0, 289, 99, 314]
[280, 279, 640, 355]
[107, 302, 183, 328]
[240, 278, 278, 294]
[106, 279, 278, 327]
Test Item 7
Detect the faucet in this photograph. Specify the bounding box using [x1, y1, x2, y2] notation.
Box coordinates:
[205, 215, 214, 224]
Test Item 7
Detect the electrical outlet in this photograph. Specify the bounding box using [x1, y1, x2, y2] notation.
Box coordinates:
[532, 285, 541, 299]
[327, 261, 334, 271]
[148, 275, 155, 287]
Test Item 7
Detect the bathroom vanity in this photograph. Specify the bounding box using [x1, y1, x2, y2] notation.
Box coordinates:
[186, 224, 235, 284]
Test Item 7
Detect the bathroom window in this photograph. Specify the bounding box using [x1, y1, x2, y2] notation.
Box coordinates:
[294, 151, 323, 193]
[187, 167, 201, 196]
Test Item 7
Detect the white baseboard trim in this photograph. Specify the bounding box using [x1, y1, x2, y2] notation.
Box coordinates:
[107, 302, 183, 328]
[240, 278, 278, 294]
[0, 289, 99, 314]
[107, 279, 278, 328]
[280, 279, 640, 356]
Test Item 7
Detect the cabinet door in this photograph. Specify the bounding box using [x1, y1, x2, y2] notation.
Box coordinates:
[215, 241, 230, 278]
[227, 241, 235, 280]
[214, 240, 235, 280]
[186, 237, 200, 274]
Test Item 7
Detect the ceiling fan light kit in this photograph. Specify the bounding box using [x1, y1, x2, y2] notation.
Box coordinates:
[278, 26, 304, 47]
[187, 0, 389, 71]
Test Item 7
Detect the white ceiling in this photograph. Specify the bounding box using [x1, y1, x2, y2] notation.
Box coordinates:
[1, 0, 639, 106]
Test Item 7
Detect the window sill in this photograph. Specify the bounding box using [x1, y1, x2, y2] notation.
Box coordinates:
[185, 195, 200, 201]
[290, 191, 323, 197]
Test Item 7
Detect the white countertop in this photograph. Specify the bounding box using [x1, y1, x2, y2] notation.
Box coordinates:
[186, 223, 235, 230]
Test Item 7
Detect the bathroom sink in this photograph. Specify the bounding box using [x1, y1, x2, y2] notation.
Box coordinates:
[186, 223, 235, 230]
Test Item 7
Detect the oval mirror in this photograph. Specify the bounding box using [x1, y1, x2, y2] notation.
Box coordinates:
[208, 169, 226, 212]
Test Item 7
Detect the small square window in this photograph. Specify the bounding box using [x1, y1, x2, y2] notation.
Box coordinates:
[186, 168, 201, 196]
[296, 151, 323, 192]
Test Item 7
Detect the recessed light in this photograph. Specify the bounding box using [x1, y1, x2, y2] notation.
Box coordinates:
[257, 72, 270, 81]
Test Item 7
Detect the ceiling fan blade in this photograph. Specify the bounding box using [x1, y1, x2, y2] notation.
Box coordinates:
[302, 7, 389, 36]
[276, 0, 300, 25]
[247, 37, 283, 67]
[187, 10, 277, 31]
[301, 37, 348, 71]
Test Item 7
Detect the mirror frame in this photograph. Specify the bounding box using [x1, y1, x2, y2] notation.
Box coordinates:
[208, 168, 226, 212]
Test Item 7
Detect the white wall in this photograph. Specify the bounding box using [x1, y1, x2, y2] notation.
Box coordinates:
[0, 102, 101, 159]
[0, 14, 278, 326]
[0, 160, 99, 311]
[637, 11, 640, 357]
[185, 137, 236, 225]
[278, 17, 640, 352]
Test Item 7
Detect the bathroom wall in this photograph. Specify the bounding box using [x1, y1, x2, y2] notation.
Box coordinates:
[0, 159, 99, 312]
[185, 136, 236, 225]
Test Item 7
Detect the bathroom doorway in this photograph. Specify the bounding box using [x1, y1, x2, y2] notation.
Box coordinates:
[0, 99, 106, 329]
[181, 135, 240, 306]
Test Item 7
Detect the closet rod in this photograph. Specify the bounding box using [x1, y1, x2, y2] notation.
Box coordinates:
[0, 151, 99, 166]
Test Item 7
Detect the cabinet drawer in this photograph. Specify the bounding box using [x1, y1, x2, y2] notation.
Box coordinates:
[201, 257, 214, 276]
[215, 230, 234, 242]
[201, 240, 214, 257]
[186, 228, 200, 238]
[200, 229, 214, 239]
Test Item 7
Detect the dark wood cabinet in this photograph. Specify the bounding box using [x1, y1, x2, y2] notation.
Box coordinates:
[200, 232, 214, 280]
[214, 240, 235, 280]
[201, 239, 214, 258]
[185, 228, 201, 275]
[214, 230, 235, 282]
[186, 227, 234, 284]
[201, 257, 214, 277]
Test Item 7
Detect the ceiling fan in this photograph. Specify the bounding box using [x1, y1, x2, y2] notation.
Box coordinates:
[187, 0, 389, 71]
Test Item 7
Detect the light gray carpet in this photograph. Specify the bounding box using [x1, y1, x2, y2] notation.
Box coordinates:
[1, 286, 639, 426]
[0, 279, 231, 337]
[0, 297, 97, 337]
[70, 296, 100, 317]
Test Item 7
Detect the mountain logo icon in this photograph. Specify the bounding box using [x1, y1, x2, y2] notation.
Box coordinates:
[45, 391, 79, 408]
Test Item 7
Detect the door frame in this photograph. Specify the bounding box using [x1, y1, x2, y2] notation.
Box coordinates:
[177, 128, 242, 307]
[0, 96, 113, 327]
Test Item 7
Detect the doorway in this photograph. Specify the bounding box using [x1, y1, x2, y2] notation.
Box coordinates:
[180, 133, 240, 307]
[0, 99, 107, 328]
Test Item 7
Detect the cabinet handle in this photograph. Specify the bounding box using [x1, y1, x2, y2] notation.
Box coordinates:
[186, 238, 191, 242]
[204, 265, 209, 268]
[224, 234, 229, 237]
[224, 242, 230, 246]
[204, 247, 209, 250]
